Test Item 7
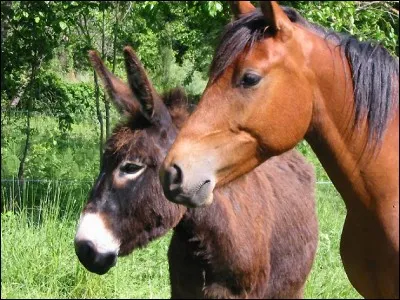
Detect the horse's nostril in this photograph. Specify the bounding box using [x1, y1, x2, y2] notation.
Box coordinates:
[172, 164, 183, 185]
[165, 164, 183, 191]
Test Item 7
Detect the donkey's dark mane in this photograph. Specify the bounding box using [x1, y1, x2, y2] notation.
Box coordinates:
[209, 6, 399, 147]
[161, 86, 191, 129]
[106, 87, 191, 155]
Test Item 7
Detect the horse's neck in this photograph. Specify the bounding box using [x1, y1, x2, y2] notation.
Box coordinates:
[306, 39, 399, 211]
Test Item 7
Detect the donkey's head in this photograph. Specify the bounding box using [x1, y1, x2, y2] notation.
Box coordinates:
[74, 47, 188, 275]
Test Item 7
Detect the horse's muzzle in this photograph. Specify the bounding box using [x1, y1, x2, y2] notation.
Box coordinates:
[160, 163, 215, 207]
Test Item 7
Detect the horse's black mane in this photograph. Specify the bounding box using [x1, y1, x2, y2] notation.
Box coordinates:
[209, 6, 399, 148]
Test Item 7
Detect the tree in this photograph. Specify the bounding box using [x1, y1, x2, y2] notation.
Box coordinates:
[2, 1, 70, 180]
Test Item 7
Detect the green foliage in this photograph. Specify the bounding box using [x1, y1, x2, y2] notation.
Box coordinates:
[3, 1, 398, 100]
[2, 1, 70, 98]
[30, 71, 98, 132]
[281, 1, 398, 56]
[149, 42, 207, 98]
[0, 113, 25, 179]
[1, 69, 99, 132]
[1, 114, 99, 181]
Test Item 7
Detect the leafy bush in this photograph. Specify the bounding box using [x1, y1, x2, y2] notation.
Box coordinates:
[149, 42, 208, 99]
[1, 114, 100, 181]
[282, 1, 398, 56]
[30, 71, 98, 132]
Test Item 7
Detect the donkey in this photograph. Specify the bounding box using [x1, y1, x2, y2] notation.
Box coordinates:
[74, 47, 318, 298]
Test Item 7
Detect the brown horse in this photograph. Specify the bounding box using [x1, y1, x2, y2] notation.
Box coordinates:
[74, 47, 318, 298]
[160, 1, 399, 299]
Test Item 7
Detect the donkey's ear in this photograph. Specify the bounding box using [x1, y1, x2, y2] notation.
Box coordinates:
[88, 50, 139, 115]
[123, 46, 155, 120]
[229, 1, 256, 19]
[260, 1, 293, 41]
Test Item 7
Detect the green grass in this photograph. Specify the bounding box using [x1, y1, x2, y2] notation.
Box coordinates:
[304, 185, 361, 299]
[1, 184, 172, 299]
[1, 140, 362, 299]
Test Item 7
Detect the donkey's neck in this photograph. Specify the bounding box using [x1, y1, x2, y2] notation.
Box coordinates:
[305, 35, 399, 212]
[176, 197, 241, 267]
[174, 174, 271, 294]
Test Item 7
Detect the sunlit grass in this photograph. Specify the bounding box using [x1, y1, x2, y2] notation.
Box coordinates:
[304, 184, 361, 299]
[1, 186, 172, 299]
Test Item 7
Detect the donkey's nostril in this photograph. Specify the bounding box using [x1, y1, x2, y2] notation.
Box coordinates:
[75, 240, 96, 266]
[75, 240, 117, 275]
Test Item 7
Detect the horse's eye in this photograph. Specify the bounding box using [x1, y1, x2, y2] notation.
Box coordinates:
[240, 72, 262, 88]
[120, 163, 144, 174]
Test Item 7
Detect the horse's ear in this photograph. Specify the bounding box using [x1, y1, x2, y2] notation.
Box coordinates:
[260, 1, 293, 41]
[123, 46, 155, 120]
[229, 1, 256, 19]
[88, 50, 139, 116]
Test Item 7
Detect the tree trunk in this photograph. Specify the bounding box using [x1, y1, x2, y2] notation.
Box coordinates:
[18, 63, 36, 181]
[9, 81, 28, 107]
[1, 1, 12, 92]
[102, 7, 111, 139]
[112, 2, 119, 74]
[78, 13, 105, 169]
[94, 70, 104, 170]
[17, 103, 31, 181]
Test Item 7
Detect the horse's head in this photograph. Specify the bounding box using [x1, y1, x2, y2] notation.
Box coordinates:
[74, 47, 187, 275]
[160, 1, 315, 207]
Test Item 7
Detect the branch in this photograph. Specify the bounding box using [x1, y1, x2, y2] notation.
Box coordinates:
[356, 1, 399, 13]
[76, 13, 92, 46]
[120, 2, 133, 22]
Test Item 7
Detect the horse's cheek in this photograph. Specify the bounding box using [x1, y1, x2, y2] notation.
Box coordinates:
[247, 93, 311, 154]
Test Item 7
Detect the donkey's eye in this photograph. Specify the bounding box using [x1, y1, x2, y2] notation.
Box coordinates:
[120, 163, 144, 174]
[240, 72, 262, 88]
